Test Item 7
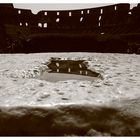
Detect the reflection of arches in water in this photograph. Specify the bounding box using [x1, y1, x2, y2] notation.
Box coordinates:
[47, 60, 100, 77]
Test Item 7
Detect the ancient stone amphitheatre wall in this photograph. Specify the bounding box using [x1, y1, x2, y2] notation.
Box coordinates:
[0, 4, 140, 53]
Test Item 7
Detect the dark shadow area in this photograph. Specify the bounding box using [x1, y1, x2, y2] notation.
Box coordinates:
[0, 105, 139, 136]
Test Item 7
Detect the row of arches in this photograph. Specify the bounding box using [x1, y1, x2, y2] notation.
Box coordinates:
[19, 22, 28, 26]
[17, 8, 104, 17]
[19, 22, 47, 27]
[19, 16, 102, 27]
[17, 4, 136, 17]
[18, 16, 87, 27]
[20, 5, 133, 28]
[38, 23, 48, 28]
[43, 10, 91, 17]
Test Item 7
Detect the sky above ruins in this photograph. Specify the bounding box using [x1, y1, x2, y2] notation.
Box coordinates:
[13, 3, 138, 14]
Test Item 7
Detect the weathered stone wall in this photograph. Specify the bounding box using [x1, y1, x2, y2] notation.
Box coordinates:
[0, 3, 140, 53]
[0, 3, 137, 33]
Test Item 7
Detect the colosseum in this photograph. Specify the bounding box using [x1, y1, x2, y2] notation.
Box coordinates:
[0, 3, 140, 53]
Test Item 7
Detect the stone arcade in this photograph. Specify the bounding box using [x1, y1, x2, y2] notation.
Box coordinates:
[0, 3, 140, 53]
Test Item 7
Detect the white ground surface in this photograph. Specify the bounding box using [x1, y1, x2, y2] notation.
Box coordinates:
[0, 53, 140, 107]
[0, 53, 140, 136]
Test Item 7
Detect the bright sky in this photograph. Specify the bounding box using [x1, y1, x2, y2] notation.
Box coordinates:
[13, 4, 112, 13]
[13, 3, 138, 14]
[0, 0, 137, 14]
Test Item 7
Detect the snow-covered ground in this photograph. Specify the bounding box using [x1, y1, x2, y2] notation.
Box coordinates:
[0, 53, 140, 136]
[0, 53, 139, 106]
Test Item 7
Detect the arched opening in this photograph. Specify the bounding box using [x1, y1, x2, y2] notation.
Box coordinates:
[56, 18, 60, 23]
[44, 12, 47, 15]
[57, 12, 59, 16]
[25, 22, 28, 26]
[101, 32, 105, 35]
[69, 12, 72, 16]
[99, 15, 102, 21]
[18, 10, 21, 14]
[81, 11, 83, 14]
[100, 9, 103, 14]
[20, 22, 22, 26]
[38, 23, 42, 28]
[80, 17, 83, 22]
[44, 23, 47, 28]
[87, 10, 90, 14]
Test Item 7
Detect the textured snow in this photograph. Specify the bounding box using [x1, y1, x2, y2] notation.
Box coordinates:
[0, 53, 140, 136]
[0, 53, 140, 107]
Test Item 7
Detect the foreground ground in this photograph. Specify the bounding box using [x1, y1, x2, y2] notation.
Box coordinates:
[0, 52, 140, 136]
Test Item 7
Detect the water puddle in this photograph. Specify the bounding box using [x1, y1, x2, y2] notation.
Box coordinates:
[39, 59, 101, 82]
[39, 72, 99, 82]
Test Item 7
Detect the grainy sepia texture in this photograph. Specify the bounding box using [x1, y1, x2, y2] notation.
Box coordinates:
[0, 3, 140, 136]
